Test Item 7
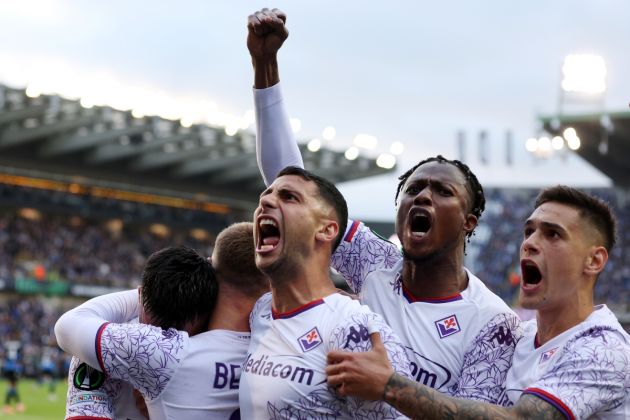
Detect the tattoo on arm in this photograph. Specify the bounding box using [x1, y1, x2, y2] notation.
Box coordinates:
[383, 373, 566, 420]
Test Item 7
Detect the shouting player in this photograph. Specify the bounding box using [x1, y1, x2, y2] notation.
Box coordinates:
[239, 166, 411, 418]
[327, 186, 630, 419]
[247, 8, 521, 403]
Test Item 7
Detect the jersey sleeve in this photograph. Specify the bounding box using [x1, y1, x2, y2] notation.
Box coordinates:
[55, 289, 140, 370]
[65, 356, 115, 420]
[522, 327, 630, 420]
[331, 221, 402, 293]
[254, 82, 304, 186]
[97, 323, 188, 400]
[450, 312, 522, 404]
[328, 310, 412, 419]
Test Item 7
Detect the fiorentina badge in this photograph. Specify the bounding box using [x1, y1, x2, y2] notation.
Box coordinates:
[298, 327, 323, 352]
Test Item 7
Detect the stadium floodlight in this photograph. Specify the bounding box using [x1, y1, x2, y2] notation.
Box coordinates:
[561, 54, 607, 95]
[307, 138, 322, 152]
[224, 125, 238, 136]
[322, 126, 336, 141]
[389, 141, 404, 155]
[538, 136, 551, 152]
[551, 136, 564, 150]
[353, 134, 378, 150]
[376, 153, 396, 169]
[344, 146, 359, 160]
[290, 118, 302, 134]
[562, 127, 577, 140]
[567, 136, 581, 150]
[25, 85, 41, 98]
[525, 137, 538, 152]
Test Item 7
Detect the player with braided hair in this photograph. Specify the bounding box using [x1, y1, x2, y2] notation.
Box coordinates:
[247, 8, 521, 405]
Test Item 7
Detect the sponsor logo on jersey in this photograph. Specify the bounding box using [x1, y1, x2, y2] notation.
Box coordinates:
[242, 353, 315, 386]
[73, 362, 105, 390]
[298, 327, 323, 352]
[405, 347, 452, 389]
[539, 347, 559, 363]
[435, 315, 461, 338]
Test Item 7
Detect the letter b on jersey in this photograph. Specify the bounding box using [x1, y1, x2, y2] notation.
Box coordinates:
[214, 363, 241, 389]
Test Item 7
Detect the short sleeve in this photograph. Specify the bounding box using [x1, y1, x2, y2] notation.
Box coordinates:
[98, 323, 188, 400]
[451, 312, 522, 404]
[328, 310, 412, 419]
[523, 327, 630, 419]
[331, 221, 402, 293]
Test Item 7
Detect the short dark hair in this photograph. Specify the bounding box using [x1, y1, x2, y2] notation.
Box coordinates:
[276, 166, 348, 251]
[141, 246, 217, 331]
[395, 155, 485, 240]
[535, 185, 617, 251]
[212, 222, 269, 298]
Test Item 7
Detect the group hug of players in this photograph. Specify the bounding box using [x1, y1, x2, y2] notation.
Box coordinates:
[54, 8, 630, 420]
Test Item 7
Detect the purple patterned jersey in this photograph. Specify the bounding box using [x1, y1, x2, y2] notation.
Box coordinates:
[239, 292, 412, 419]
[505, 305, 630, 419]
[332, 221, 523, 404]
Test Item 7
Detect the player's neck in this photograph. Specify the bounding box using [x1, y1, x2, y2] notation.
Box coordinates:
[269, 270, 336, 314]
[208, 287, 256, 332]
[535, 291, 594, 346]
[402, 254, 467, 299]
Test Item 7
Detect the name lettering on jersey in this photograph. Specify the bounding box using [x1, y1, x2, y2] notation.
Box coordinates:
[435, 315, 461, 339]
[214, 363, 241, 389]
[243, 353, 315, 386]
[343, 324, 370, 349]
[73, 362, 105, 390]
[406, 347, 452, 389]
[68, 392, 108, 405]
[491, 326, 515, 346]
[539, 347, 559, 364]
[298, 327, 323, 352]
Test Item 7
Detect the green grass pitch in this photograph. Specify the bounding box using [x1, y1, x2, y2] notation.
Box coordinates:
[0, 378, 68, 419]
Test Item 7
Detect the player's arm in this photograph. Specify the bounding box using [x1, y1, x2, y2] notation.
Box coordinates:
[450, 312, 522, 403]
[248, 8, 303, 187]
[327, 333, 565, 420]
[54, 289, 140, 370]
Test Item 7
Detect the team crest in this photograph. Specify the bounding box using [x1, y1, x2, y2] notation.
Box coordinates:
[539, 347, 559, 364]
[298, 327, 323, 352]
[73, 362, 105, 390]
[435, 315, 461, 339]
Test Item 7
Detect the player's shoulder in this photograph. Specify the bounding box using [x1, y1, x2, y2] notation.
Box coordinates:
[564, 306, 630, 356]
[463, 268, 517, 316]
[251, 292, 273, 316]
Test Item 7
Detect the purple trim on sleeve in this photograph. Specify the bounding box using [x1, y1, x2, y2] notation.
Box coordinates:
[95, 322, 110, 375]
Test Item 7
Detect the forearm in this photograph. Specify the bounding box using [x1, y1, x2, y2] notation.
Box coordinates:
[55, 290, 139, 369]
[384, 373, 522, 419]
[252, 56, 280, 89]
[254, 83, 303, 185]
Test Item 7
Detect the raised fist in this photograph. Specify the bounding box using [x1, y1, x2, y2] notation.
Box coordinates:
[247, 8, 288, 60]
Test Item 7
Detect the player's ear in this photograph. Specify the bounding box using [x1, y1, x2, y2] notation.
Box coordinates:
[584, 245, 608, 277]
[316, 219, 339, 244]
[463, 213, 477, 234]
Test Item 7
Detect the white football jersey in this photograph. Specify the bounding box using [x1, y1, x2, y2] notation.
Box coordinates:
[332, 221, 522, 403]
[97, 325, 249, 420]
[239, 292, 411, 419]
[504, 305, 630, 419]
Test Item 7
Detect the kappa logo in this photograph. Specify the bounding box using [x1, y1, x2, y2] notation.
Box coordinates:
[435, 315, 461, 339]
[298, 327, 323, 352]
[73, 362, 106, 391]
[539, 347, 559, 363]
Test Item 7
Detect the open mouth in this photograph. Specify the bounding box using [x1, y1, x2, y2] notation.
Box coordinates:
[257, 217, 280, 252]
[410, 210, 432, 238]
[521, 260, 542, 286]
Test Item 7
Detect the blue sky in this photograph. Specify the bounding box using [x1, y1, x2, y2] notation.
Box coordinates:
[0, 0, 628, 220]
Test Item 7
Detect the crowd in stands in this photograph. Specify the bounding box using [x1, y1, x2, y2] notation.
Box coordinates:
[471, 188, 630, 307]
[0, 210, 215, 289]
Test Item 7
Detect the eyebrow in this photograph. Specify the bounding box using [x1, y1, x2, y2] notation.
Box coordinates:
[524, 219, 568, 234]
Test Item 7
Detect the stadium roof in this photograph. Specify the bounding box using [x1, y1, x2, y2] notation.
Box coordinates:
[539, 110, 630, 188]
[0, 84, 395, 212]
